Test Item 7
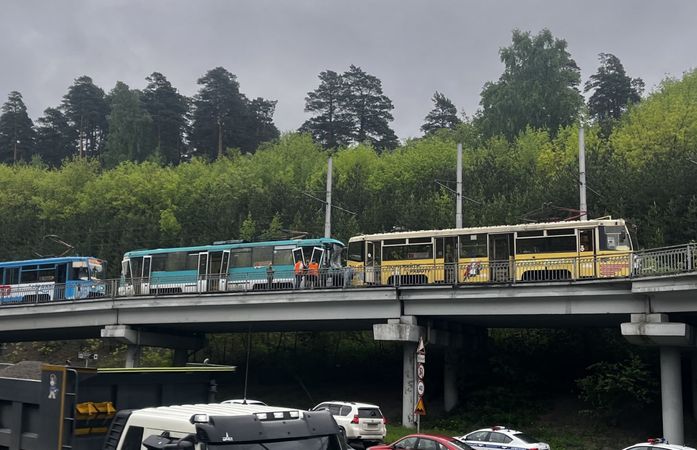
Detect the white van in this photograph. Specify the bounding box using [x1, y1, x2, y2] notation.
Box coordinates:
[103, 403, 347, 450]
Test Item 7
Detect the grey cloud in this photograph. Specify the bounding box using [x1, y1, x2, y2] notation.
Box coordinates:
[1, 0, 695, 140]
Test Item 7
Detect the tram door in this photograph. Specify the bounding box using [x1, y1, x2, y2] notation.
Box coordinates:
[220, 250, 230, 291]
[489, 234, 513, 282]
[207, 252, 224, 292]
[365, 241, 377, 284]
[197, 252, 209, 292]
[443, 237, 458, 283]
[578, 229, 596, 278]
[141, 256, 152, 295]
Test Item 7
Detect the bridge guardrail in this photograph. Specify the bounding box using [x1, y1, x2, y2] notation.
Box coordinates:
[0, 244, 695, 306]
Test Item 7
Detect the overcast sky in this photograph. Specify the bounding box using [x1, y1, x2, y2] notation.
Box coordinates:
[2, 0, 696, 141]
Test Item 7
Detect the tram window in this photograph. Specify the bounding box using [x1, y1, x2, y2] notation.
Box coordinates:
[348, 241, 364, 262]
[600, 226, 631, 251]
[230, 249, 252, 268]
[252, 246, 273, 267]
[38, 264, 55, 282]
[73, 267, 90, 281]
[517, 230, 544, 237]
[151, 254, 167, 272]
[384, 239, 406, 245]
[517, 236, 576, 254]
[409, 237, 432, 244]
[547, 228, 575, 236]
[579, 229, 594, 252]
[129, 258, 142, 280]
[273, 247, 294, 265]
[21, 268, 39, 283]
[6, 268, 19, 284]
[547, 236, 577, 252]
[152, 251, 196, 272]
[460, 234, 487, 258]
[407, 244, 433, 259]
[384, 244, 433, 260]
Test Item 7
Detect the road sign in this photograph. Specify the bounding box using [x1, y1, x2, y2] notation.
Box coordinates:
[416, 337, 426, 354]
[414, 396, 426, 415]
[416, 354, 426, 363]
[417, 380, 425, 396]
[417, 363, 425, 379]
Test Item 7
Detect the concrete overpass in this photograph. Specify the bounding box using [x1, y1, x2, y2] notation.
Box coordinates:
[0, 253, 696, 443]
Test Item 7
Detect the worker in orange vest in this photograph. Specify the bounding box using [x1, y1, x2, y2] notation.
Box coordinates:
[294, 259, 306, 289]
[307, 259, 319, 288]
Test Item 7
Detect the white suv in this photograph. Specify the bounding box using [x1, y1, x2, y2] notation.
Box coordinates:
[311, 401, 386, 445]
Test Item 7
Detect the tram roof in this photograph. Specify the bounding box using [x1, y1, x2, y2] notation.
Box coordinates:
[0, 256, 103, 267]
[124, 238, 344, 257]
[348, 218, 626, 241]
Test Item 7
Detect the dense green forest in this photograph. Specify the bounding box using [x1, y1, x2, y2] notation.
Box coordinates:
[1, 66, 696, 274]
[1, 29, 694, 275]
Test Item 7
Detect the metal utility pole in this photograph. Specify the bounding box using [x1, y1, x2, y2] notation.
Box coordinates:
[324, 156, 333, 238]
[579, 126, 588, 221]
[456, 143, 463, 228]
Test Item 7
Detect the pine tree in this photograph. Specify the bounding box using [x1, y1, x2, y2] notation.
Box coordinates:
[342, 65, 398, 151]
[103, 82, 153, 168]
[61, 76, 109, 158]
[302, 66, 398, 151]
[421, 92, 461, 135]
[35, 107, 76, 167]
[142, 72, 190, 165]
[585, 53, 644, 136]
[247, 97, 280, 148]
[190, 67, 278, 158]
[0, 91, 35, 163]
[300, 70, 353, 149]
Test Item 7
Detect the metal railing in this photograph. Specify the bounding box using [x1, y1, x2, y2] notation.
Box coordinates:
[1, 243, 695, 306]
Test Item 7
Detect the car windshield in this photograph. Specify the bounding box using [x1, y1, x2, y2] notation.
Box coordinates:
[514, 433, 540, 444]
[209, 435, 340, 449]
[357, 408, 382, 418]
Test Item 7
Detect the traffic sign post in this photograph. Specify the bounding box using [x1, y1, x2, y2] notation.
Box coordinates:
[414, 336, 426, 432]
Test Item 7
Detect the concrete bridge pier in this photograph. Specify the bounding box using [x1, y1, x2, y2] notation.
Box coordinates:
[373, 316, 424, 427]
[622, 313, 695, 445]
[660, 346, 684, 444]
[101, 325, 205, 368]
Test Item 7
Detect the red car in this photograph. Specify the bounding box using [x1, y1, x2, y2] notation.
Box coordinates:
[368, 434, 474, 450]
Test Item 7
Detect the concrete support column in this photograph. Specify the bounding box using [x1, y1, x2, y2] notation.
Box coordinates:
[444, 347, 458, 412]
[692, 353, 697, 421]
[373, 316, 424, 428]
[660, 346, 684, 445]
[125, 344, 140, 368]
[402, 342, 417, 428]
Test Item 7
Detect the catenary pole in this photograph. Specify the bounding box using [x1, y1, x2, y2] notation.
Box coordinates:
[579, 126, 588, 220]
[456, 143, 463, 228]
[324, 156, 333, 238]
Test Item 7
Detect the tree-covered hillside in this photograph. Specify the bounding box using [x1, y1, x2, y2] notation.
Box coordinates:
[0, 70, 696, 275]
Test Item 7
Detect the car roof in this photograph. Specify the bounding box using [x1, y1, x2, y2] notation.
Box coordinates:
[468, 426, 522, 435]
[625, 444, 696, 450]
[403, 434, 459, 442]
[316, 401, 381, 408]
[222, 399, 267, 405]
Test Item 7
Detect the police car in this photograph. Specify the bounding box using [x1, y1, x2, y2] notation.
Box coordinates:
[455, 426, 550, 450]
[621, 437, 696, 449]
